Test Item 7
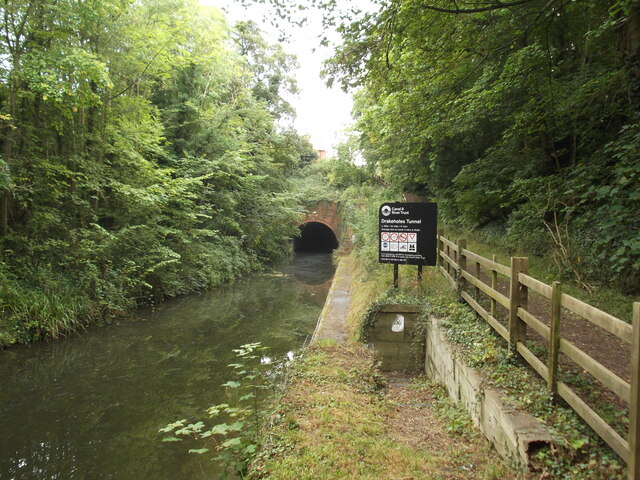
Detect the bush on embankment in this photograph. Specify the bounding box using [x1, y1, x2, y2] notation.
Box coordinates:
[0, 1, 315, 347]
[327, 0, 640, 294]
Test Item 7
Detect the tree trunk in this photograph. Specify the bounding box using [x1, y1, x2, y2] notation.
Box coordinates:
[615, 3, 640, 107]
[0, 83, 17, 237]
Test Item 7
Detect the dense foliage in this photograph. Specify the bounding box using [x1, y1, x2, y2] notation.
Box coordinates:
[0, 0, 315, 346]
[325, 0, 640, 292]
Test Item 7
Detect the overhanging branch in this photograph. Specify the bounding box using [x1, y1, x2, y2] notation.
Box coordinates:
[420, 0, 535, 14]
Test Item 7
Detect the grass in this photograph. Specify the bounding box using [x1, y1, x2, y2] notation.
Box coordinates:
[0, 279, 91, 346]
[247, 214, 635, 479]
[343, 254, 392, 341]
[250, 344, 514, 480]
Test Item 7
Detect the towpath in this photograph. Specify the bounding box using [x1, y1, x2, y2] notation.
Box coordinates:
[310, 255, 352, 344]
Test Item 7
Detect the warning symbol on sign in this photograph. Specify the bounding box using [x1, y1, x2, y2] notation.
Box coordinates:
[381, 242, 390, 251]
[399, 232, 408, 242]
[408, 233, 417, 242]
[390, 232, 399, 242]
[399, 243, 408, 252]
[408, 243, 417, 252]
[381, 232, 390, 242]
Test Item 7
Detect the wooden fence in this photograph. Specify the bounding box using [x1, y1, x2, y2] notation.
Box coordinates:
[436, 230, 640, 479]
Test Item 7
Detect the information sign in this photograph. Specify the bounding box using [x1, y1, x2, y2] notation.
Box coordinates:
[378, 202, 437, 266]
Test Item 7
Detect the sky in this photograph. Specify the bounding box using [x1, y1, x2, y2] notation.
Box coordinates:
[200, 0, 373, 156]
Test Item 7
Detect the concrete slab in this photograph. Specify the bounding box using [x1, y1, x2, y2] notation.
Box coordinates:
[425, 316, 553, 469]
[310, 256, 352, 345]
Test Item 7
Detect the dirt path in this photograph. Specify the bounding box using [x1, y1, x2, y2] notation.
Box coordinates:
[306, 257, 517, 478]
[466, 270, 631, 382]
[384, 371, 521, 479]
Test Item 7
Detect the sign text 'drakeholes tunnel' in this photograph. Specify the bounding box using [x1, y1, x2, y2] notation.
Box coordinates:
[379, 202, 437, 266]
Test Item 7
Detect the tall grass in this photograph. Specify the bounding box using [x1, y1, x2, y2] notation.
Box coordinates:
[0, 279, 90, 346]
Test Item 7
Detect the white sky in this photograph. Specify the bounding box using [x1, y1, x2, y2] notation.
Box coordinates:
[200, 0, 373, 156]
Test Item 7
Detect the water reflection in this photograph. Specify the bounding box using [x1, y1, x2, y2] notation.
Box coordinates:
[288, 252, 335, 285]
[0, 253, 334, 480]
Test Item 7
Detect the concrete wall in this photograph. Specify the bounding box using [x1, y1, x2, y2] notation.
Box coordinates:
[367, 304, 422, 371]
[424, 316, 552, 469]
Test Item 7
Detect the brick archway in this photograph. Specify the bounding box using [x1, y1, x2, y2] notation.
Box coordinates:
[299, 201, 340, 238]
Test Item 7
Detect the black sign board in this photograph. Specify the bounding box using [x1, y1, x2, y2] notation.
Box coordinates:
[379, 202, 437, 266]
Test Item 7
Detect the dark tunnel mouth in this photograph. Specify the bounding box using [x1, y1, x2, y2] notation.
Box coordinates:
[294, 222, 339, 253]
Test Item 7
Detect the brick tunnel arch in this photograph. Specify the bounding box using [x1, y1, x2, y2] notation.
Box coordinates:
[294, 221, 339, 253]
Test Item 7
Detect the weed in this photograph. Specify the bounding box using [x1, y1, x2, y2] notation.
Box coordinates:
[160, 343, 284, 478]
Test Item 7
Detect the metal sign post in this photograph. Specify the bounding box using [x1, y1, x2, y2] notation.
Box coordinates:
[379, 202, 437, 288]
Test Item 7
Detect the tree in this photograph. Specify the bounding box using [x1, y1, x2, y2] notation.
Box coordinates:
[323, 0, 640, 290]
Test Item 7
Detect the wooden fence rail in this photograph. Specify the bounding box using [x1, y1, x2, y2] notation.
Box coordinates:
[436, 232, 640, 479]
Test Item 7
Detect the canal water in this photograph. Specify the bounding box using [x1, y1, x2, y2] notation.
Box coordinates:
[0, 253, 335, 480]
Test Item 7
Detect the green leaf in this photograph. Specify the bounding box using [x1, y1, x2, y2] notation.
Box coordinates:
[210, 423, 230, 435]
[188, 448, 209, 454]
[158, 419, 187, 433]
[243, 444, 257, 454]
[227, 421, 244, 431]
[570, 437, 589, 450]
[162, 436, 183, 442]
[222, 437, 243, 448]
[221, 380, 241, 389]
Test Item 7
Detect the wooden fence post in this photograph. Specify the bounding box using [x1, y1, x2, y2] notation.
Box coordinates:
[629, 302, 640, 480]
[457, 238, 467, 293]
[446, 243, 451, 275]
[491, 254, 498, 317]
[508, 257, 528, 354]
[548, 281, 562, 399]
[437, 228, 444, 268]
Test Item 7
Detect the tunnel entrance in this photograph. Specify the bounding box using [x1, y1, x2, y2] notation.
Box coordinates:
[294, 222, 339, 253]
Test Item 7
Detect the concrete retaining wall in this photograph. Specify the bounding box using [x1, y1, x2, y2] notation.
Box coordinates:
[366, 304, 422, 371]
[424, 315, 552, 468]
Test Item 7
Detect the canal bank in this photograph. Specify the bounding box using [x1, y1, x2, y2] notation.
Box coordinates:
[250, 253, 515, 479]
[252, 241, 627, 479]
[310, 255, 353, 345]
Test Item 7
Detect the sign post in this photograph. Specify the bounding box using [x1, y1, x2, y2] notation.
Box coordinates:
[379, 202, 437, 287]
